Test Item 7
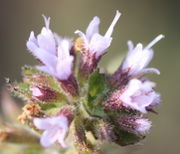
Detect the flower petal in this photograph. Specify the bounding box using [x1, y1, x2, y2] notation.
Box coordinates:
[56, 57, 74, 80]
[89, 33, 112, 58]
[123, 79, 142, 97]
[135, 118, 152, 134]
[54, 33, 62, 45]
[137, 48, 154, 71]
[26, 31, 38, 52]
[26, 41, 38, 54]
[48, 116, 69, 129]
[33, 118, 51, 130]
[122, 43, 154, 76]
[86, 16, 100, 40]
[29, 31, 38, 45]
[139, 68, 160, 75]
[57, 39, 72, 60]
[40, 128, 59, 147]
[122, 43, 143, 72]
[57, 129, 68, 148]
[127, 40, 134, 51]
[37, 29, 56, 55]
[33, 48, 57, 69]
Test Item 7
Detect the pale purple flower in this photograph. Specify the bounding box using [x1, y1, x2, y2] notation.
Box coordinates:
[121, 34, 165, 76]
[120, 79, 160, 113]
[33, 115, 69, 148]
[26, 16, 74, 80]
[75, 10, 121, 59]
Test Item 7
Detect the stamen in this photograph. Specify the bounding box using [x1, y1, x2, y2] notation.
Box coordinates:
[104, 10, 121, 38]
[144, 34, 165, 50]
[42, 14, 51, 29]
[74, 37, 85, 52]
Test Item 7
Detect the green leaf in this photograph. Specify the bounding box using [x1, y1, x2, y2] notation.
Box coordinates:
[88, 71, 107, 100]
[85, 70, 109, 117]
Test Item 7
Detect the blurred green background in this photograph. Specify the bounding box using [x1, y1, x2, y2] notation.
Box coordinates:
[0, 0, 179, 154]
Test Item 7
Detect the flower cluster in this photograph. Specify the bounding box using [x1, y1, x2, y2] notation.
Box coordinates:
[10, 10, 164, 153]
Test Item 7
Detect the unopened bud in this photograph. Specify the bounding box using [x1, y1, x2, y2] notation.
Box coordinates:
[117, 115, 151, 135]
[30, 85, 59, 102]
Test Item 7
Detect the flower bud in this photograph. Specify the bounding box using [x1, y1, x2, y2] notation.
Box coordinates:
[30, 85, 59, 102]
[117, 115, 151, 135]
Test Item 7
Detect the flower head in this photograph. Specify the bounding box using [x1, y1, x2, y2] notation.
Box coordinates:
[12, 11, 164, 150]
[121, 35, 164, 76]
[33, 115, 69, 148]
[26, 16, 74, 80]
[120, 79, 160, 113]
[75, 10, 121, 59]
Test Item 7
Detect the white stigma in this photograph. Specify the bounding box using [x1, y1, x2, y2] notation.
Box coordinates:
[104, 10, 121, 38]
[144, 34, 165, 50]
[42, 15, 50, 29]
